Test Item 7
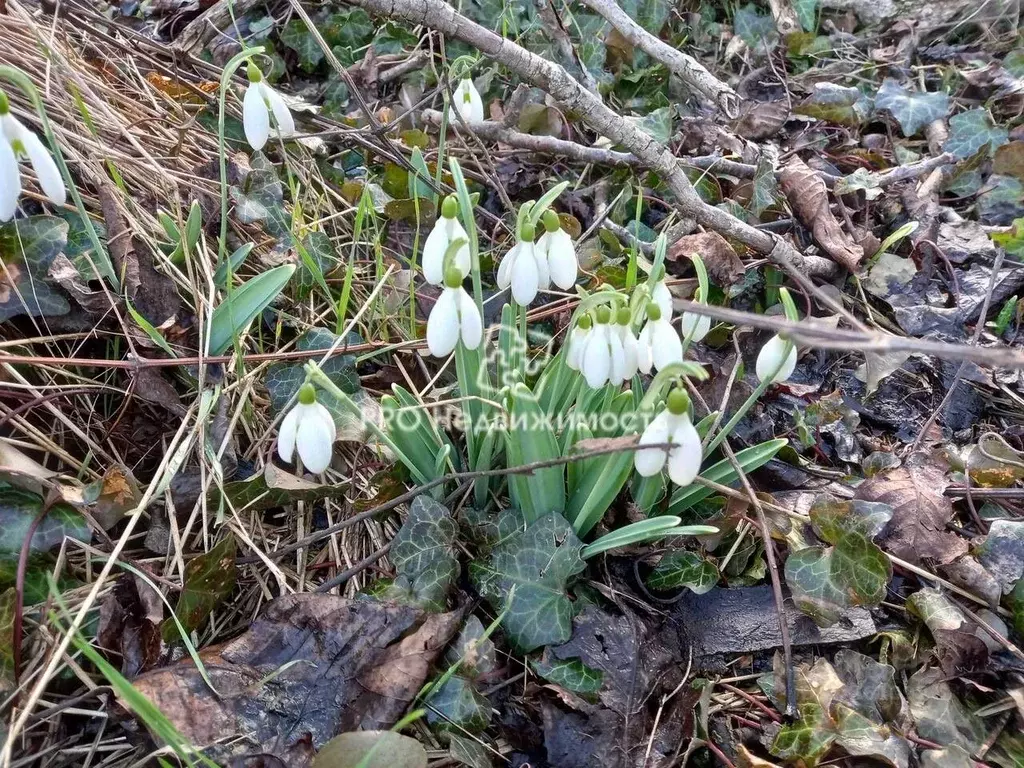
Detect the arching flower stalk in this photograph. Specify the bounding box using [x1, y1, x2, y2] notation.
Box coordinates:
[278, 383, 336, 474]
[0, 89, 65, 220]
[242, 61, 295, 151]
[423, 195, 471, 285]
[634, 388, 702, 486]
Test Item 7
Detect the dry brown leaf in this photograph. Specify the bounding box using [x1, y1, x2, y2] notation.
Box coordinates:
[993, 141, 1024, 180]
[96, 572, 164, 678]
[779, 156, 864, 272]
[131, 594, 461, 766]
[667, 231, 745, 286]
[732, 100, 790, 141]
[854, 455, 966, 565]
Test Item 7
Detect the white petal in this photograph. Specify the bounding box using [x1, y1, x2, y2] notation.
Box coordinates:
[608, 329, 626, 385]
[261, 82, 295, 134]
[421, 219, 448, 285]
[756, 335, 798, 384]
[636, 323, 653, 374]
[243, 83, 270, 150]
[650, 320, 683, 372]
[581, 327, 611, 388]
[466, 81, 485, 122]
[680, 311, 711, 343]
[510, 242, 539, 305]
[456, 288, 483, 350]
[666, 415, 702, 486]
[566, 327, 589, 371]
[277, 405, 301, 463]
[620, 327, 638, 379]
[534, 235, 551, 290]
[496, 243, 517, 290]
[446, 218, 472, 276]
[652, 280, 673, 318]
[547, 230, 578, 289]
[20, 132, 64, 207]
[0, 138, 20, 221]
[0, 114, 18, 144]
[310, 401, 337, 443]
[296, 407, 334, 473]
[427, 288, 460, 357]
[635, 410, 672, 476]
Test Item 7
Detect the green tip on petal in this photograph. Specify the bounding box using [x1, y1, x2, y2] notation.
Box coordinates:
[444, 266, 464, 288]
[542, 209, 560, 233]
[616, 306, 631, 325]
[0, 90, 8, 115]
[246, 61, 262, 83]
[595, 306, 611, 324]
[666, 388, 689, 415]
[520, 221, 536, 241]
[646, 301, 662, 321]
[441, 195, 458, 219]
[577, 315, 593, 330]
[298, 383, 317, 405]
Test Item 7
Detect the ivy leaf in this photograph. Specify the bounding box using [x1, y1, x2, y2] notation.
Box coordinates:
[230, 154, 289, 238]
[833, 705, 911, 768]
[907, 668, 986, 754]
[280, 19, 324, 72]
[472, 511, 585, 652]
[784, 495, 893, 626]
[296, 230, 337, 297]
[944, 109, 1008, 160]
[323, 9, 375, 49]
[734, 4, 779, 53]
[831, 650, 905, 723]
[163, 536, 236, 642]
[976, 519, 1024, 595]
[444, 616, 495, 678]
[794, 83, 867, 127]
[448, 734, 492, 768]
[531, 653, 604, 697]
[426, 675, 491, 734]
[265, 327, 361, 427]
[978, 175, 1024, 226]
[750, 153, 781, 217]
[793, 0, 818, 30]
[874, 79, 949, 136]
[646, 550, 719, 594]
[0, 216, 71, 321]
[378, 496, 459, 612]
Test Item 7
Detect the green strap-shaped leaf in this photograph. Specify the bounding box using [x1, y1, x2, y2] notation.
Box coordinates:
[505, 383, 565, 522]
[208, 264, 295, 354]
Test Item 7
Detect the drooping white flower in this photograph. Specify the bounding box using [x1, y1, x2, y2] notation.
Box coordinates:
[637, 301, 683, 374]
[497, 224, 544, 306]
[536, 210, 578, 290]
[278, 383, 337, 474]
[756, 334, 797, 384]
[422, 195, 471, 285]
[448, 78, 484, 123]
[614, 307, 639, 381]
[577, 306, 632, 388]
[242, 62, 295, 151]
[427, 267, 483, 357]
[0, 92, 65, 220]
[680, 311, 711, 342]
[565, 316, 592, 371]
[651, 278, 673, 319]
[634, 389, 702, 486]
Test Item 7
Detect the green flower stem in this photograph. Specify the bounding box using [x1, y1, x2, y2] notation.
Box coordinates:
[0, 66, 117, 288]
[637, 360, 709, 414]
[304, 362, 431, 486]
[217, 47, 265, 266]
[702, 338, 795, 456]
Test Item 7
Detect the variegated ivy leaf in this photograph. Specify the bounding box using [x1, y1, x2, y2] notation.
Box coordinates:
[944, 109, 1008, 160]
[379, 495, 459, 612]
[0, 216, 71, 321]
[646, 550, 719, 595]
[874, 79, 949, 137]
[531, 654, 604, 696]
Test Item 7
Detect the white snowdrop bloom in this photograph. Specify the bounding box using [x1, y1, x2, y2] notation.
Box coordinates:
[637, 301, 682, 375]
[680, 309, 711, 343]
[614, 307, 639, 381]
[756, 334, 797, 384]
[426, 267, 483, 357]
[578, 306, 630, 388]
[651, 278, 673, 319]
[565, 316, 592, 371]
[422, 195, 471, 285]
[0, 93, 65, 219]
[634, 389, 702, 486]
[448, 77, 484, 123]
[278, 383, 337, 474]
[497, 224, 544, 306]
[536, 210, 578, 290]
[242, 63, 295, 151]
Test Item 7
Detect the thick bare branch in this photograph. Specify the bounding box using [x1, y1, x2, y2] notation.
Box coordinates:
[575, 0, 740, 116]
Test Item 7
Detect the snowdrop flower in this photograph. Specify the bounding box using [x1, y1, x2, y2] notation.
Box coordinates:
[497, 222, 544, 306]
[579, 306, 631, 388]
[242, 62, 295, 151]
[637, 301, 682, 375]
[565, 315, 592, 371]
[756, 334, 797, 384]
[650, 269, 673, 319]
[536, 210, 578, 290]
[614, 307, 639, 380]
[422, 195, 471, 285]
[448, 77, 484, 123]
[680, 289, 711, 343]
[427, 266, 483, 357]
[278, 383, 336, 473]
[0, 90, 65, 221]
[634, 389, 702, 486]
